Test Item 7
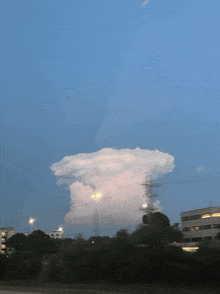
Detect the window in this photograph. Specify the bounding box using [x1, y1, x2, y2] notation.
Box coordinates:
[182, 217, 189, 221]
[203, 225, 211, 230]
[213, 224, 220, 229]
[212, 213, 220, 217]
[190, 215, 201, 220]
[201, 214, 211, 219]
[182, 227, 190, 232]
[51, 234, 54, 237]
[184, 238, 191, 242]
[1, 245, 6, 249]
[1, 232, 6, 237]
[204, 236, 212, 241]
[192, 237, 202, 242]
[1, 250, 5, 254]
[56, 234, 59, 236]
[191, 226, 201, 231]
[1, 238, 6, 243]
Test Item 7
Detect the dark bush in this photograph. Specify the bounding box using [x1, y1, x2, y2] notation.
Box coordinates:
[0, 254, 8, 279]
[5, 251, 42, 280]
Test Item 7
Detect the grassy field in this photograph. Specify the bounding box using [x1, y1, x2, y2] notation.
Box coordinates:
[0, 280, 219, 294]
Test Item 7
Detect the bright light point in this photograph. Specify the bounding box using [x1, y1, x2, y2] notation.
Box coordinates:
[91, 191, 102, 201]
[142, 204, 148, 208]
[58, 227, 63, 232]
[29, 218, 35, 225]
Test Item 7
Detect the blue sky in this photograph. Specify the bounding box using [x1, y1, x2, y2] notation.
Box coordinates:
[1, 0, 220, 238]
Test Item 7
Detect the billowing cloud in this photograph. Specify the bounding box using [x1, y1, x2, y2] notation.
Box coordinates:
[51, 148, 175, 236]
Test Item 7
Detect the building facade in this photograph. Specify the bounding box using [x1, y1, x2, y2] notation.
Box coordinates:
[45, 230, 63, 239]
[24, 230, 63, 239]
[181, 206, 220, 242]
[0, 227, 16, 255]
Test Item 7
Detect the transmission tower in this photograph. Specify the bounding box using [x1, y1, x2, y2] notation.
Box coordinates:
[140, 176, 163, 215]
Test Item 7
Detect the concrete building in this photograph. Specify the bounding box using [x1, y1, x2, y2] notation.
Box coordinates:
[181, 206, 220, 242]
[24, 230, 63, 239]
[45, 230, 63, 239]
[0, 227, 16, 255]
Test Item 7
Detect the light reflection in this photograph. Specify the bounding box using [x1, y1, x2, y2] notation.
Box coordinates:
[201, 214, 211, 218]
[212, 213, 220, 217]
[182, 247, 199, 253]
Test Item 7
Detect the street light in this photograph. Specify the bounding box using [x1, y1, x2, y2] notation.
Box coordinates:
[28, 217, 36, 225]
[91, 191, 102, 201]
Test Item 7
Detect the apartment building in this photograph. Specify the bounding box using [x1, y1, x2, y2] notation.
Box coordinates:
[181, 206, 220, 242]
[45, 230, 63, 239]
[24, 230, 63, 239]
[0, 227, 16, 255]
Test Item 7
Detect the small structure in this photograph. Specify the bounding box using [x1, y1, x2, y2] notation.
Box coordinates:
[45, 230, 63, 239]
[0, 227, 16, 255]
[181, 206, 220, 251]
[24, 230, 63, 239]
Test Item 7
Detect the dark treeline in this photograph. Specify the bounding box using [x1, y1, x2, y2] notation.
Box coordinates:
[1, 213, 220, 287]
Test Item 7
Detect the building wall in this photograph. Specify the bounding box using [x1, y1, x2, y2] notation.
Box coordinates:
[181, 207, 220, 242]
[0, 227, 16, 254]
[46, 230, 63, 239]
[24, 230, 63, 239]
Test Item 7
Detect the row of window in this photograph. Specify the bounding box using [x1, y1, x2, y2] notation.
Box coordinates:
[182, 224, 220, 232]
[49, 234, 60, 237]
[182, 212, 220, 221]
[184, 236, 213, 242]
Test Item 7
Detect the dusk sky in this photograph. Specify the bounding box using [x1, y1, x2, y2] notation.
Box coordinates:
[1, 0, 220, 238]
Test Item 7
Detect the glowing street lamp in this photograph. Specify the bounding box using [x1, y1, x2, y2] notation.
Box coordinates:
[58, 227, 63, 232]
[29, 217, 36, 225]
[91, 191, 102, 201]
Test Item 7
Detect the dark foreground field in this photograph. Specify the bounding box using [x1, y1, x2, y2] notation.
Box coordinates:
[0, 280, 220, 294]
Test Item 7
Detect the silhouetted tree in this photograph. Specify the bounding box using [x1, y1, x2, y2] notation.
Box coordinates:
[6, 233, 28, 252]
[166, 223, 183, 243]
[142, 212, 170, 228]
[26, 230, 61, 256]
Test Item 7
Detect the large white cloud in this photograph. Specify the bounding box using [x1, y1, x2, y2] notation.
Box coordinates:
[51, 148, 175, 235]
